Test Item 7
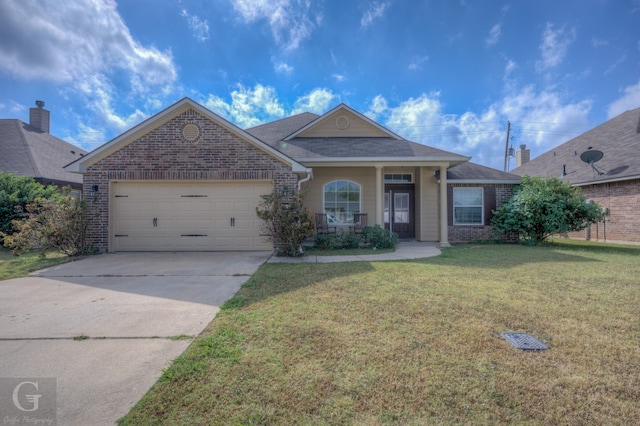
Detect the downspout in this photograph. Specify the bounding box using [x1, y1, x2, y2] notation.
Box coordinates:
[297, 168, 313, 191]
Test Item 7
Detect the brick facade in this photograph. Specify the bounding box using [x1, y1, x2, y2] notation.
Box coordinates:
[448, 183, 518, 243]
[83, 108, 298, 252]
[562, 178, 640, 244]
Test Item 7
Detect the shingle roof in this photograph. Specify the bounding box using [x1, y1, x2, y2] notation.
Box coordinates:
[0, 119, 86, 185]
[447, 162, 521, 182]
[246, 112, 319, 144]
[246, 113, 470, 163]
[511, 107, 640, 185]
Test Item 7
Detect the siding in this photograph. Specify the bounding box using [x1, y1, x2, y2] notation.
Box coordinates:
[297, 110, 388, 138]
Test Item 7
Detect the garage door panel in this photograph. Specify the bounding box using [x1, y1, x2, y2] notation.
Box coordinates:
[112, 181, 272, 252]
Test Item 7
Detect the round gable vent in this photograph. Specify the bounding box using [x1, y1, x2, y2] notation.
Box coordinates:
[335, 115, 350, 130]
[182, 123, 201, 143]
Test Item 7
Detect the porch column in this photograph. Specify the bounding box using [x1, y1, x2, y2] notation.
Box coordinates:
[375, 165, 384, 226]
[439, 165, 450, 247]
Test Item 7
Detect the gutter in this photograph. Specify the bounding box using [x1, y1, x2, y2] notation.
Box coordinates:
[297, 168, 313, 191]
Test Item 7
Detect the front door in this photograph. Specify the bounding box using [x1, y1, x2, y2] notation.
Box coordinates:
[384, 184, 414, 239]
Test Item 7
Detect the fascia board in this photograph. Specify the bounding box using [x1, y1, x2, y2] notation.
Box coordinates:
[570, 174, 640, 187]
[447, 179, 522, 184]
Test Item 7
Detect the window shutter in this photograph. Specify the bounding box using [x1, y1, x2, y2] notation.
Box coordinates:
[447, 186, 453, 226]
[484, 186, 496, 225]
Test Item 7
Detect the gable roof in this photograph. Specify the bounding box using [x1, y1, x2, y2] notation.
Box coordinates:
[65, 97, 310, 174]
[246, 106, 470, 166]
[285, 103, 403, 140]
[512, 107, 640, 186]
[0, 119, 85, 185]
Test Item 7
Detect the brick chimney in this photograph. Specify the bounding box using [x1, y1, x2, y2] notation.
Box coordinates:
[29, 100, 50, 133]
[516, 144, 530, 167]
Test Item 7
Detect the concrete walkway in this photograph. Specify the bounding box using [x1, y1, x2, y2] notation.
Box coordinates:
[268, 241, 441, 263]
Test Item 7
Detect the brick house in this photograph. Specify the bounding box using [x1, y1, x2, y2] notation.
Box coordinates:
[0, 101, 86, 194]
[65, 98, 520, 252]
[512, 107, 640, 244]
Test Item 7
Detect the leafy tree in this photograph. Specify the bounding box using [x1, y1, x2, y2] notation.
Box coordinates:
[2, 192, 92, 256]
[0, 172, 61, 237]
[256, 187, 315, 257]
[491, 176, 605, 245]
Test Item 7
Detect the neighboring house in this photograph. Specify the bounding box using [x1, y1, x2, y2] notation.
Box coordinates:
[512, 107, 640, 244]
[65, 98, 520, 253]
[0, 101, 86, 194]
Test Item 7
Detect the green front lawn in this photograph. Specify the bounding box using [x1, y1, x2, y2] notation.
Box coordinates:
[0, 248, 74, 281]
[120, 241, 640, 425]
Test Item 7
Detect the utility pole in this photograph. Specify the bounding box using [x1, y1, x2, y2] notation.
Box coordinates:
[503, 121, 511, 172]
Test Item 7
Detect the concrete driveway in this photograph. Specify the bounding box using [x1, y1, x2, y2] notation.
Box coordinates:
[0, 251, 271, 425]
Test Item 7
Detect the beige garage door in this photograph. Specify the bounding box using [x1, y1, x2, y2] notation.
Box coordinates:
[111, 181, 273, 252]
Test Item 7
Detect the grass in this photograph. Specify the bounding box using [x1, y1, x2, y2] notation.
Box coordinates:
[119, 241, 640, 425]
[0, 247, 74, 281]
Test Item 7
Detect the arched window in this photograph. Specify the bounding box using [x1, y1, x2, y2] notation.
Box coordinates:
[323, 180, 361, 224]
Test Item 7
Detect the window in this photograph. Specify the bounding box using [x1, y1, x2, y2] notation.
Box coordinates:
[453, 187, 483, 225]
[323, 180, 361, 224]
[384, 173, 413, 183]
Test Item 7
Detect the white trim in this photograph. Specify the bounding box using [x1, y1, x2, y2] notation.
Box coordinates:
[384, 173, 414, 183]
[448, 179, 521, 184]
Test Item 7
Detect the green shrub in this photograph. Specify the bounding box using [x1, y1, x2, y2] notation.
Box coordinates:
[0, 172, 61, 238]
[339, 231, 362, 249]
[492, 176, 606, 245]
[256, 188, 315, 257]
[2, 192, 92, 256]
[362, 225, 398, 249]
[314, 233, 338, 250]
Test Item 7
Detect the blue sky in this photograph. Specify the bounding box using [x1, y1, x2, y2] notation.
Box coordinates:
[1, 0, 639, 171]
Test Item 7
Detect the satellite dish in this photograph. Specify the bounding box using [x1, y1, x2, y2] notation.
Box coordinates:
[580, 149, 605, 176]
[580, 149, 603, 164]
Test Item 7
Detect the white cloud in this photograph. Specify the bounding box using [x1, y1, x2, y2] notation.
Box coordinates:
[274, 62, 294, 74]
[365, 95, 389, 120]
[604, 55, 627, 76]
[231, 0, 318, 50]
[203, 84, 286, 128]
[332, 73, 346, 82]
[591, 37, 608, 48]
[367, 87, 591, 170]
[180, 8, 210, 42]
[292, 88, 338, 114]
[0, 0, 177, 141]
[0, 1, 176, 85]
[361, 2, 390, 28]
[607, 79, 640, 118]
[408, 55, 429, 71]
[536, 23, 576, 72]
[486, 23, 501, 46]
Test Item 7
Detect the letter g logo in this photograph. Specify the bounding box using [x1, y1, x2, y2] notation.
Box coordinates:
[12, 381, 41, 412]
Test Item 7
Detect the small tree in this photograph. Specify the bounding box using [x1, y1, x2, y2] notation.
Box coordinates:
[492, 176, 605, 245]
[0, 172, 61, 238]
[2, 192, 92, 256]
[256, 188, 315, 257]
